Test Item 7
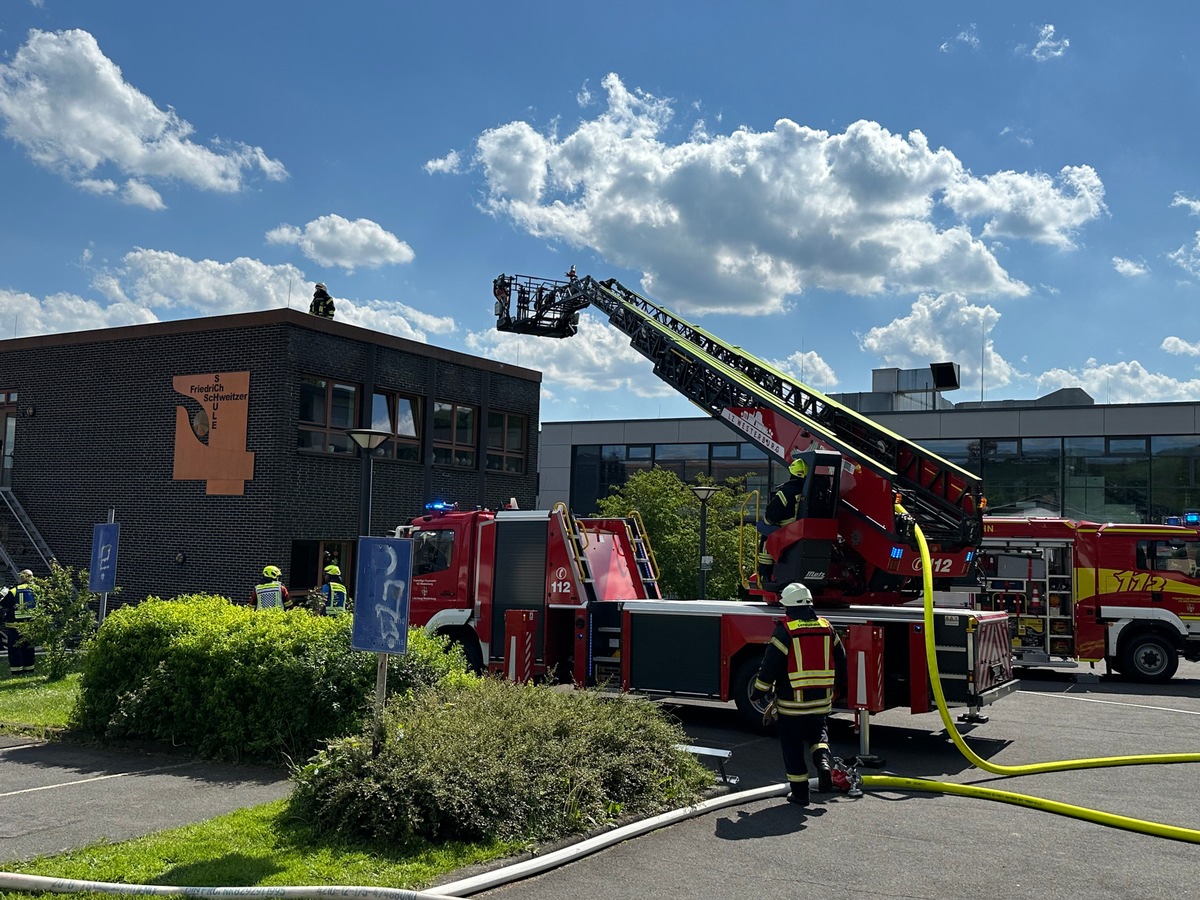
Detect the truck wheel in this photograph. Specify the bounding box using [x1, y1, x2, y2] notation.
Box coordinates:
[732, 658, 773, 733]
[1119, 632, 1179, 683]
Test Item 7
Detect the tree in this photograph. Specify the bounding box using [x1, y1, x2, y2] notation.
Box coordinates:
[594, 466, 759, 599]
[17, 562, 99, 680]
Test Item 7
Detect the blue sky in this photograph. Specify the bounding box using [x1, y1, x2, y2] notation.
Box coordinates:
[3, 3, 1200, 422]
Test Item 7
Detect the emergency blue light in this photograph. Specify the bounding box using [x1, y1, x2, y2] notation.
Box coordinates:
[1186, 511, 1200, 526]
[425, 500, 456, 512]
[1165, 516, 1181, 526]
[890, 547, 904, 560]
[965, 550, 975, 562]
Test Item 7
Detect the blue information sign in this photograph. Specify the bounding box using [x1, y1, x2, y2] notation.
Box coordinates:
[89, 523, 121, 593]
[351, 537, 413, 654]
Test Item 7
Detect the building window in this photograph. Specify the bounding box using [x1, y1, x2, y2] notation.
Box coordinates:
[433, 401, 476, 467]
[298, 377, 358, 454]
[371, 391, 422, 462]
[486, 411, 526, 474]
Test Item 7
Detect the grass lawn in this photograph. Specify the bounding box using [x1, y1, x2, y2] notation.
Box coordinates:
[5, 798, 520, 894]
[0, 664, 520, 893]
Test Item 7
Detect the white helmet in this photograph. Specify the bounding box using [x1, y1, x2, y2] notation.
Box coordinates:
[779, 582, 813, 607]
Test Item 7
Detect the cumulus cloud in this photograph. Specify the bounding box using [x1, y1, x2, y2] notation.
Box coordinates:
[858, 292, 1021, 390]
[0, 288, 157, 338]
[424, 150, 462, 175]
[1112, 256, 1149, 277]
[1029, 24, 1070, 61]
[767, 350, 839, 392]
[0, 29, 287, 207]
[463, 74, 1105, 315]
[1162, 336, 1200, 356]
[1037, 359, 1200, 403]
[265, 214, 415, 272]
[1172, 193, 1200, 216]
[83, 249, 440, 340]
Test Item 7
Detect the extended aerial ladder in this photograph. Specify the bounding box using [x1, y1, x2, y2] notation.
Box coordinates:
[493, 272, 986, 604]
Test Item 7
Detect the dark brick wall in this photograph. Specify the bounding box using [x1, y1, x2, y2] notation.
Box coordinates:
[0, 311, 539, 607]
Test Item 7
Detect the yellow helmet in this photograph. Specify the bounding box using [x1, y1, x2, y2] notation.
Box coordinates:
[262, 565, 282, 579]
[324, 564, 341, 577]
[789, 457, 808, 478]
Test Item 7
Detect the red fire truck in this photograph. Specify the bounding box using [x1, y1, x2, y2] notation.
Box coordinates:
[392, 273, 1018, 740]
[974, 516, 1200, 682]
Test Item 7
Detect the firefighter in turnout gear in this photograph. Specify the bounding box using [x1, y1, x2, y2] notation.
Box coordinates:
[752, 581, 846, 806]
[2, 569, 37, 674]
[251, 565, 290, 611]
[309, 282, 335, 319]
[757, 452, 809, 584]
[320, 564, 348, 616]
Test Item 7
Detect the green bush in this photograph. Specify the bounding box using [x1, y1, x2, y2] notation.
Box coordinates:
[71, 594, 468, 764]
[289, 678, 713, 846]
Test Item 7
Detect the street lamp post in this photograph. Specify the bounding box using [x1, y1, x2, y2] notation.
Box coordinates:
[688, 483, 719, 600]
[347, 429, 391, 537]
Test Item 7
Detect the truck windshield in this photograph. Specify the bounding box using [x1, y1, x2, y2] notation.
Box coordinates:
[414, 530, 454, 575]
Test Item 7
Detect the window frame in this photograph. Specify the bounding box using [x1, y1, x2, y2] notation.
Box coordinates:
[432, 400, 478, 468]
[485, 410, 527, 475]
[370, 389, 423, 462]
[298, 376, 360, 455]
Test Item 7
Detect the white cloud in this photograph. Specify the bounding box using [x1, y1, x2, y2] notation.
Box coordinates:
[942, 165, 1105, 249]
[464, 312, 677, 398]
[1172, 193, 1200, 216]
[0, 288, 158, 338]
[0, 29, 286, 204]
[1029, 24, 1070, 61]
[464, 74, 1106, 315]
[1162, 336, 1200, 356]
[940, 23, 980, 53]
[1112, 256, 1149, 277]
[424, 150, 462, 175]
[858, 292, 1021, 389]
[767, 351, 839, 392]
[1168, 231, 1200, 279]
[265, 215, 415, 272]
[1037, 359, 1200, 403]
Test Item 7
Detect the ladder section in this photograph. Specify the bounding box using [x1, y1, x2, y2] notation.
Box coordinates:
[0, 487, 55, 572]
[623, 511, 661, 598]
[495, 274, 982, 547]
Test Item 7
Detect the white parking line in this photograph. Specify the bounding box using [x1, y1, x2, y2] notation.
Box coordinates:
[1019, 690, 1200, 716]
[0, 761, 198, 797]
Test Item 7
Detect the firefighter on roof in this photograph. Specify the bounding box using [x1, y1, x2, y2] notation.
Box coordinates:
[321, 564, 348, 616]
[309, 282, 335, 319]
[752, 581, 846, 807]
[251, 565, 290, 611]
[2, 569, 37, 674]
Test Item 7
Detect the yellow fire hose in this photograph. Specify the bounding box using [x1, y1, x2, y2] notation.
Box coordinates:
[859, 511, 1200, 842]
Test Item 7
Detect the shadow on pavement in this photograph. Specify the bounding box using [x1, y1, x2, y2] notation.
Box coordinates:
[152, 853, 285, 888]
[1015, 668, 1200, 699]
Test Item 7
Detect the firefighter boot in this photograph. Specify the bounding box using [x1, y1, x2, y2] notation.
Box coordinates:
[786, 781, 810, 807]
[815, 750, 834, 793]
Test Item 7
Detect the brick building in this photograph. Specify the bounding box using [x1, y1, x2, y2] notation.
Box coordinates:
[0, 309, 540, 606]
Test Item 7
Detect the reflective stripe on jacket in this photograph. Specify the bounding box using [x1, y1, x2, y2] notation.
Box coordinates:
[784, 617, 837, 691]
[255, 581, 284, 610]
[14, 583, 35, 620]
[324, 581, 348, 615]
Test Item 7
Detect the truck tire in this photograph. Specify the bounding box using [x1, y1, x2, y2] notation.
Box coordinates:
[1119, 631, 1179, 683]
[732, 658, 774, 733]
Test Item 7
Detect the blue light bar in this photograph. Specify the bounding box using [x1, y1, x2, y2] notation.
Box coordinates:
[965, 550, 975, 562]
[1186, 511, 1200, 526]
[425, 500, 456, 512]
[890, 546, 904, 560]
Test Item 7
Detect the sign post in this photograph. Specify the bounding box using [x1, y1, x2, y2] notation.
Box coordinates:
[88, 510, 120, 624]
[351, 536, 413, 753]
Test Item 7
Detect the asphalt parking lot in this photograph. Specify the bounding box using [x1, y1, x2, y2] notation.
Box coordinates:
[1, 662, 1198, 899]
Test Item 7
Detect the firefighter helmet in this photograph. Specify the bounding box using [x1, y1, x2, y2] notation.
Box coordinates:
[262, 565, 282, 579]
[19, 569, 33, 581]
[324, 564, 341, 577]
[779, 582, 813, 607]
[789, 457, 808, 478]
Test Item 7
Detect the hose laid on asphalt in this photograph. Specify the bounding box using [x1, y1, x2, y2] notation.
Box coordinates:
[858, 514, 1200, 843]
[0, 784, 789, 898]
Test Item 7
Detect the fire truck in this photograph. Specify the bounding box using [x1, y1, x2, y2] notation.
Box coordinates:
[972, 515, 1200, 682]
[402, 272, 1018, 738]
